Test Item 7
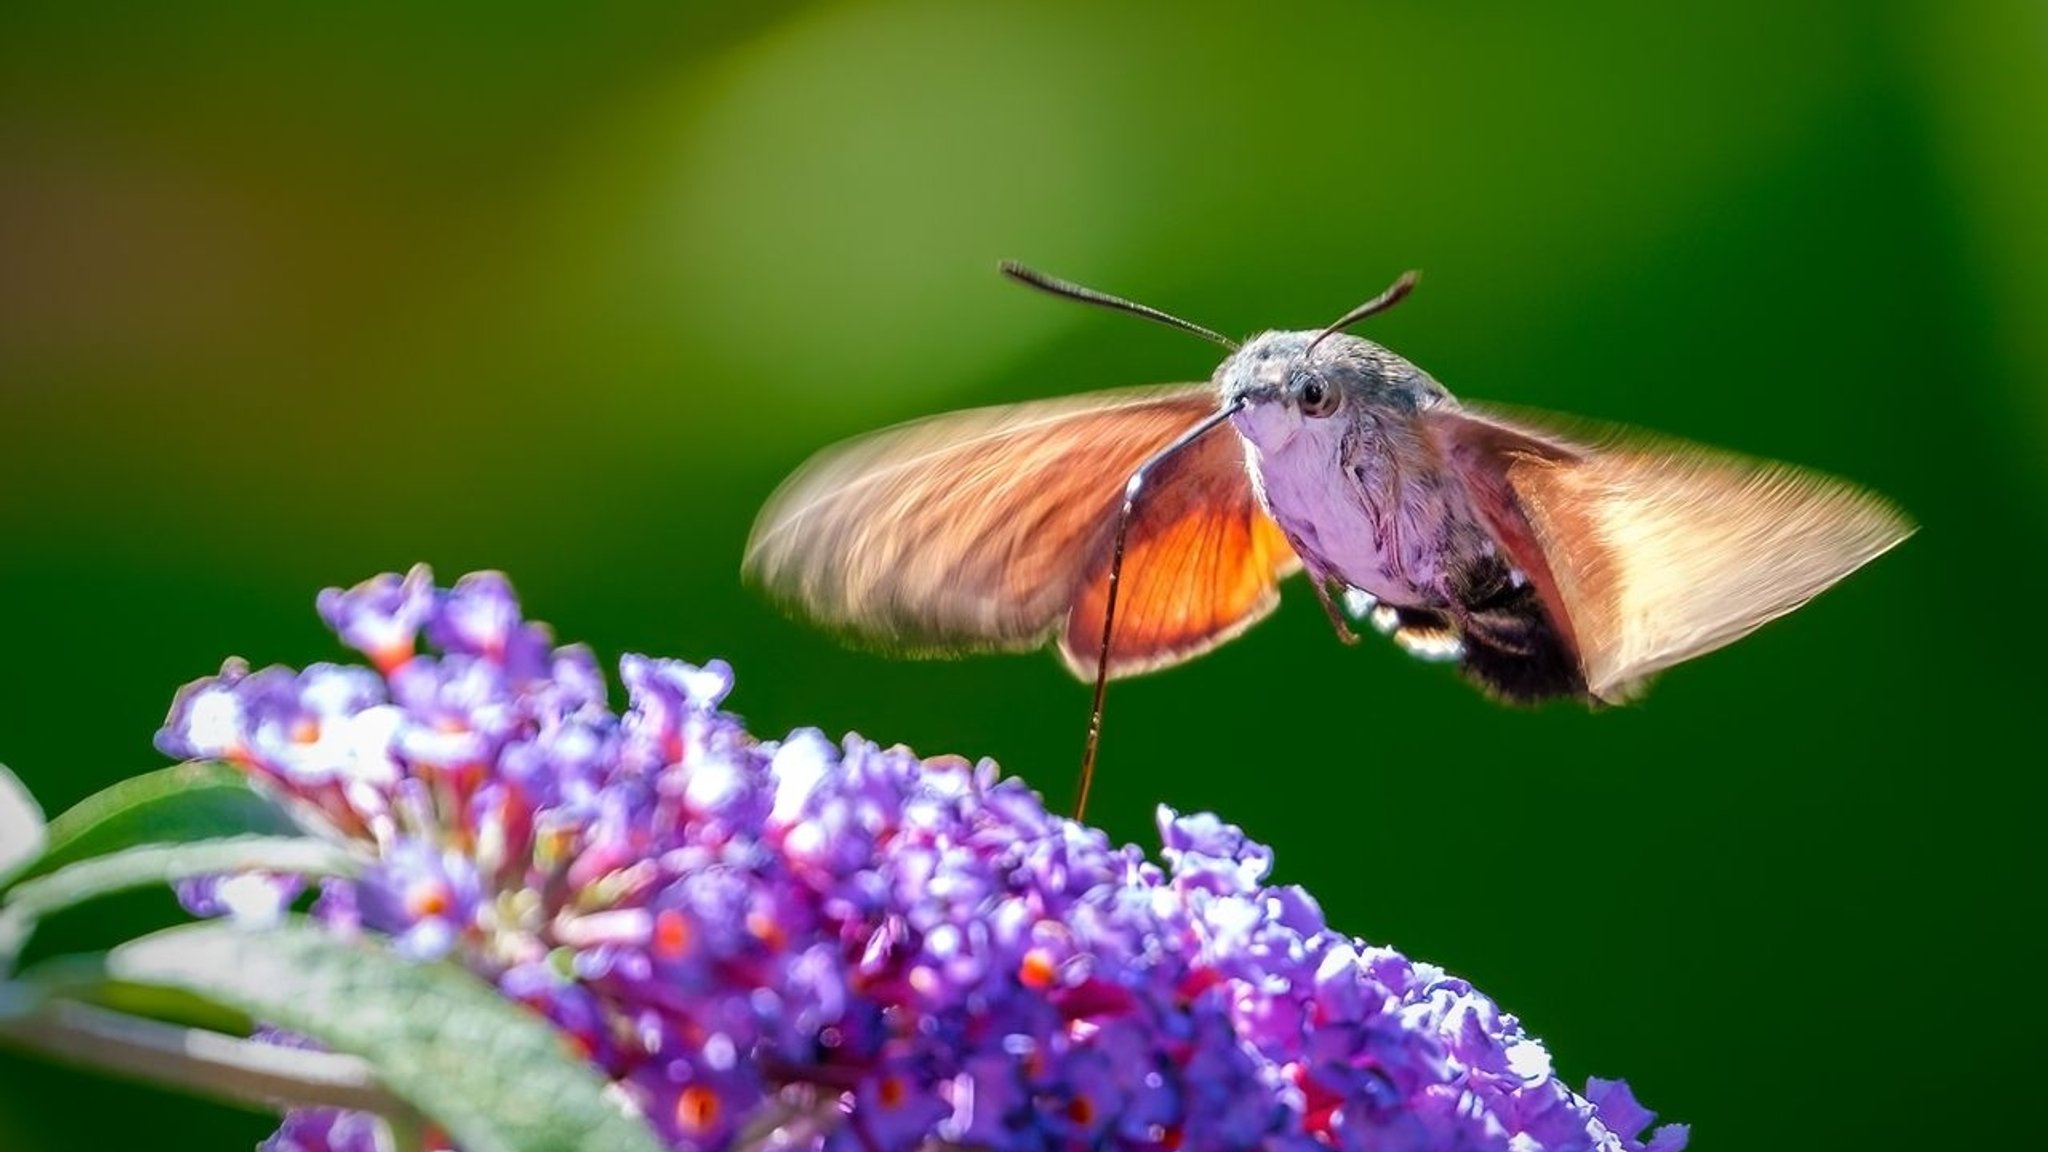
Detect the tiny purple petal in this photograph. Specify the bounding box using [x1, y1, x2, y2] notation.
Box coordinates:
[1586, 1077, 1653, 1139]
[427, 570, 555, 681]
[316, 565, 435, 673]
[851, 1064, 952, 1152]
[353, 839, 482, 961]
[260, 1107, 398, 1152]
[175, 871, 302, 926]
[1158, 805, 1274, 893]
[155, 657, 252, 761]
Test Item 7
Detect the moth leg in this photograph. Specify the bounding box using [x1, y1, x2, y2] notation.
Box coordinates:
[1310, 578, 1362, 645]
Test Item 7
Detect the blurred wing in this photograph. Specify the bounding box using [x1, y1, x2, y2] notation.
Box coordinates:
[744, 384, 1301, 678]
[1426, 403, 1915, 702]
[1059, 425, 1301, 678]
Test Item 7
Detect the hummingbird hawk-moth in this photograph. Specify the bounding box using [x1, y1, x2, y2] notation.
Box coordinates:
[743, 265, 1913, 814]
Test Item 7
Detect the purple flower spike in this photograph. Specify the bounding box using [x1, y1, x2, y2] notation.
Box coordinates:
[161, 570, 1687, 1152]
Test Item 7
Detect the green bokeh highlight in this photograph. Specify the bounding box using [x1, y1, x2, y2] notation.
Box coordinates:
[2, 3, 2041, 1150]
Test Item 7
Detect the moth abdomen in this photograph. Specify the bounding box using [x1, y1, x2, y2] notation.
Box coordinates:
[1447, 557, 1589, 704]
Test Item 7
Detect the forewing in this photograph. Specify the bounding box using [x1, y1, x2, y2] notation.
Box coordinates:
[745, 383, 1298, 677]
[1426, 403, 1914, 701]
[1059, 429, 1302, 678]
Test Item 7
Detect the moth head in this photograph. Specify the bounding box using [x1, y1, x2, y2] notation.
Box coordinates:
[1219, 331, 1442, 452]
[1211, 269, 1432, 452]
[994, 260, 1440, 452]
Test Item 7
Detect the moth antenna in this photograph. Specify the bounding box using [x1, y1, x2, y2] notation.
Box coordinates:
[1074, 396, 1247, 821]
[1001, 261, 1240, 352]
[1305, 270, 1421, 358]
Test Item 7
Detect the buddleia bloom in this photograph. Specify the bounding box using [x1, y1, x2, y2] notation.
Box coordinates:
[157, 567, 1688, 1152]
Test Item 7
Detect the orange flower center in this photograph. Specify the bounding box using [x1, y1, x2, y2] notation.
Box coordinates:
[405, 878, 452, 918]
[1019, 947, 1058, 990]
[654, 908, 691, 959]
[675, 1085, 720, 1133]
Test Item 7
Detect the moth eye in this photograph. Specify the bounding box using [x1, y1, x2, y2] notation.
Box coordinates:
[1297, 377, 1340, 419]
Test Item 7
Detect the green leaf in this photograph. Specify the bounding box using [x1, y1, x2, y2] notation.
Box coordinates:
[17, 761, 302, 887]
[0, 765, 50, 964]
[1, 835, 350, 973]
[0, 763, 47, 888]
[3, 836, 352, 924]
[104, 921, 668, 1152]
[0, 972, 41, 1021]
[38, 957, 254, 1036]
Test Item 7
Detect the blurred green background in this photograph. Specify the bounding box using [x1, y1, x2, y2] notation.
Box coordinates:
[2, 1, 2042, 1149]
